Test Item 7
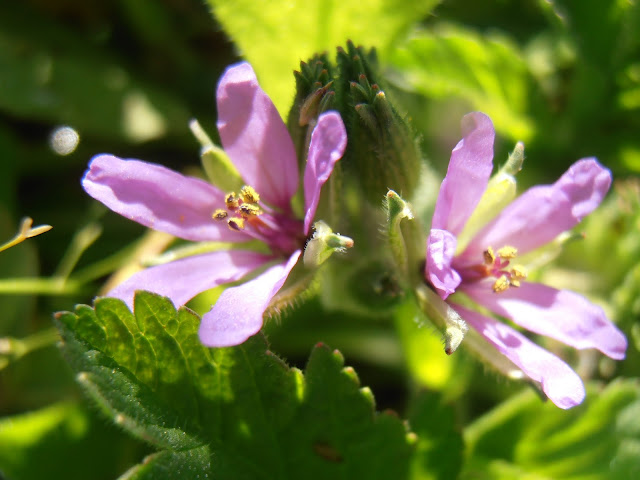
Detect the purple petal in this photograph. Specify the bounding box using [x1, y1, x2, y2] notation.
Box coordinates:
[107, 250, 271, 309]
[425, 228, 461, 299]
[453, 303, 585, 409]
[431, 112, 495, 234]
[83, 155, 246, 243]
[216, 62, 298, 211]
[461, 158, 611, 262]
[199, 251, 301, 347]
[303, 112, 347, 234]
[462, 281, 627, 360]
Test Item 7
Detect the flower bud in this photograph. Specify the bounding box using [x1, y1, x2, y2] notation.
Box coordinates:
[336, 42, 422, 204]
[385, 190, 414, 275]
[288, 55, 337, 169]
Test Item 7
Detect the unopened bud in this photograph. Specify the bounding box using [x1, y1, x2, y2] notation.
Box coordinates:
[385, 190, 414, 274]
[289, 55, 337, 167]
[304, 221, 354, 268]
[299, 81, 335, 126]
[337, 42, 421, 204]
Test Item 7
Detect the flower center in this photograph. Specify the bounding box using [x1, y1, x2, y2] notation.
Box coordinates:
[476, 245, 527, 293]
[212, 185, 265, 231]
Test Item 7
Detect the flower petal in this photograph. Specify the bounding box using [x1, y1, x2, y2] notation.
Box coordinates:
[431, 112, 495, 234]
[83, 154, 246, 242]
[425, 228, 461, 299]
[107, 250, 271, 309]
[303, 111, 347, 234]
[463, 281, 627, 360]
[461, 158, 611, 261]
[199, 251, 301, 347]
[216, 62, 298, 211]
[453, 303, 585, 409]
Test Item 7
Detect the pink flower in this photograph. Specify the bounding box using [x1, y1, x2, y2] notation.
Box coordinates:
[425, 112, 627, 408]
[82, 62, 347, 347]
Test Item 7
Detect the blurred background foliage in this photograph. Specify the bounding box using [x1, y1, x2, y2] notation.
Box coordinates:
[0, 0, 639, 479]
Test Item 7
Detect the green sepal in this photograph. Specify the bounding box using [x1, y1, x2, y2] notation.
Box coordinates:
[200, 145, 244, 194]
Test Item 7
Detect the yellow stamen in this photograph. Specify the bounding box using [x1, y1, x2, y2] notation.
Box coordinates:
[225, 193, 239, 210]
[497, 245, 518, 259]
[483, 247, 496, 265]
[213, 209, 228, 220]
[492, 275, 510, 293]
[239, 203, 261, 218]
[227, 217, 245, 231]
[240, 185, 260, 204]
[510, 264, 527, 281]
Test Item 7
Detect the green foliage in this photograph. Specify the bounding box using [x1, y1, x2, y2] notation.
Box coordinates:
[0, 2, 190, 143]
[54, 291, 417, 479]
[0, 402, 142, 480]
[408, 393, 464, 480]
[206, 0, 441, 114]
[463, 380, 640, 480]
[388, 24, 533, 142]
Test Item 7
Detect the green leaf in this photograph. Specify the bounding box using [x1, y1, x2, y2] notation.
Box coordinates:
[206, 0, 440, 115]
[388, 24, 533, 142]
[55, 291, 416, 479]
[408, 392, 464, 480]
[463, 379, 640, 480]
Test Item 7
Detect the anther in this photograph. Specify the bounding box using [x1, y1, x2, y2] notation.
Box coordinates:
[213, 209, 228, 221]
[510, 264, 527, 281]
[227, 217, 245, 231]
[492, 275, 510, 293]
[497, 246, 518, 259]
[225, 193, 239, 210]
[240, 186, 260, 204]
[483, 247, 496, 265]
[239, 203, 261, 218]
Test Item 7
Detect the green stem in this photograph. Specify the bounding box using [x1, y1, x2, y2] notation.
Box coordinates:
[0, 277, 84, 295]
[1, 327, 60, 370]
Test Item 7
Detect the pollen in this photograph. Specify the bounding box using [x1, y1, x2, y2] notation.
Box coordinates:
[213, 209, 228, 220]
[240, 185, 260, 204]
[478, 245, 528, 293]
[510, 264, 527, 281]
[492, 275, 510, 293]
[239, 203, 261, 218]
[225, 193, 239, 210]
[227, 217, 245, 231]
[496, 245, 518, 259]
[215, 186, 263, 231]
[483, 247, 496, 265]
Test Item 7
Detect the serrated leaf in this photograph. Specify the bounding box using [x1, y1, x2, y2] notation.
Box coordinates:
[206, 0, 440, 115]
[388, 25, 533, 141]
[55, 291, 415, 479]
[463, 379, 640, 480]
